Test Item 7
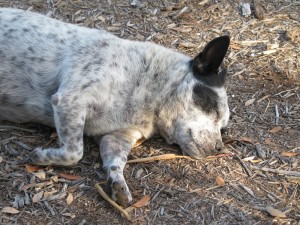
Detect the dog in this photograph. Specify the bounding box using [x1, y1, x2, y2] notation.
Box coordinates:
[0, 8, 230, 204]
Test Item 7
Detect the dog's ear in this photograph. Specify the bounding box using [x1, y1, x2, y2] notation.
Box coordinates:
[192, 36, 230, 76]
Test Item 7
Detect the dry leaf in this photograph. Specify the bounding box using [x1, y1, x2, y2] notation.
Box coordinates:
[133, 195, 151, 208]
[51, 175, 58, 182]
[0, 156, 3, 163]
[179, 42, 197, 48]
[238, 137, 253, 143]
[245, 98, 255, 106]
[35, 171, 46, 180]
[216, 176, 225, 186]
[58, 173, 81, 180]
[281, 151, 298, 157]
[265, 206, 286, 218]
[66, 193, 74, 205]
[32, 191, 44, 203]
[1, 206, 20, 214]
[25, 164, 43, 173]
[269, 126, 282, 133]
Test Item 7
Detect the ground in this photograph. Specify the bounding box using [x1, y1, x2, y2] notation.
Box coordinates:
[0, 0, 299, 224]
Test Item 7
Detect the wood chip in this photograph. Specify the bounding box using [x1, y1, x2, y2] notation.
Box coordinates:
[32, 191, 44, 203]
[287, 177, 300, 184]
[179, 42, 197, 48]
[253, 0, 265, 19]
[251, 166, 300, 177]
[256, 144, 266, 159]
[34, 171, 46, 180]
[66, 193, 74, 205]
[245, 98, 255, 106]
[265, 206, 286, 218]
[1, 207, 20, 214]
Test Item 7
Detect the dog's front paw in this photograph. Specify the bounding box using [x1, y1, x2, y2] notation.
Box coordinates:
[107, 178, 132, 206]
[28, 147, 49, 165]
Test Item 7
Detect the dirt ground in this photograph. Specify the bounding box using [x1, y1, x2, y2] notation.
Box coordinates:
[0, 0, 299, 224]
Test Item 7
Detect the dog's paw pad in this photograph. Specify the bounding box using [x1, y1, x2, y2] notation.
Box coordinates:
[109, 180, 132, 206]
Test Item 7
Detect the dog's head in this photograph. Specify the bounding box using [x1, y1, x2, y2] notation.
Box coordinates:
[158, 36, 230, 158]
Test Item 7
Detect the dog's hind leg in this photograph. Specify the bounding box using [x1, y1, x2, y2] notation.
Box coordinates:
[97, 129, 144, 205]
[28, 93, 86, 166]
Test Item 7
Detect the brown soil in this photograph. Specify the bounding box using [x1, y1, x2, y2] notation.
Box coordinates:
[0, 0, 299, 224]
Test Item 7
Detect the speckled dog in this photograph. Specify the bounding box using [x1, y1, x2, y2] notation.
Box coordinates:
[0, 8, 230, 204]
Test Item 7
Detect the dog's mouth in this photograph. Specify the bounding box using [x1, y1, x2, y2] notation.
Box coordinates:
[180, 142, 227, 159]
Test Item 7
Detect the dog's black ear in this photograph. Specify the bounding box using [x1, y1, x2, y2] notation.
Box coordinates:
[192, 36, 230, 76]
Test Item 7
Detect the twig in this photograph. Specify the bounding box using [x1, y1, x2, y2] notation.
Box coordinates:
[227, 145, 253, 176]
[68, 0, 93, 9]
[43, 201, 56, 216]
[240, 40, 269, 45]
[270, 2, 300, 14]
[263, 98, 270, 115]
[0, 136, 17, 144]
[95, 184, 132, 222]
[275, 105, 279, 125]
[127, 154, 193, 164]
[289, 146, 300, 151]
[273, 87, 298, 97]
[0, 125, 37, 133]
[251, 166, 300, 177]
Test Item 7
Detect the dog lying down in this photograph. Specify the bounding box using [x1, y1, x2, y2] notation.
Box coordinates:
[0, 8, 230, 204]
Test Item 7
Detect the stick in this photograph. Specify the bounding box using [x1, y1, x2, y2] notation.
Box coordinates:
[227, 145, 253, 177]
[95, 184, 132, 222]
[275, 105, 279, 125]
[127, 154, 193, 164]
[251, 166, 300, 177]
[0, 125, 37, 133]
[289, 146, 300, 151]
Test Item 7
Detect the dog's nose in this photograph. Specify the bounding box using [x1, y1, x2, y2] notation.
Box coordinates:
[215, 140, 223, 152]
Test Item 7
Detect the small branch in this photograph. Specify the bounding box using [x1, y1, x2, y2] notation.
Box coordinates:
[127, 154, 193, 164]
[227, 145, 253, 176]
[251, 166, 300, 177]
[0, 125, 37, 133]
[275, 105, 279, 125]
[95, 184, 132, 222]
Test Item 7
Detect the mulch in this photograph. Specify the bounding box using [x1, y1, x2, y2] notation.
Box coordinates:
[0, 0, 299, 224]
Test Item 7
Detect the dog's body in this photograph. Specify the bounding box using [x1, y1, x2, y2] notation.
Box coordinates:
[0, 8, 230, 204]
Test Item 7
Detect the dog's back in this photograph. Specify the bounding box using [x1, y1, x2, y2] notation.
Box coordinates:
[0, 8, 113, 125]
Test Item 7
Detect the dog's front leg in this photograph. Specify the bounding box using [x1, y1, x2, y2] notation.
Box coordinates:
[98, 129, 144, 205]
[29, 94, 86, 166]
